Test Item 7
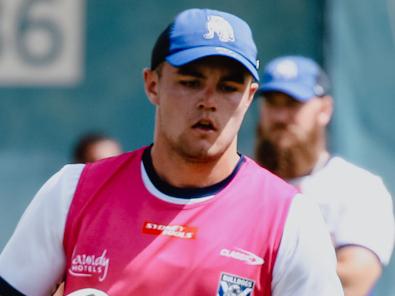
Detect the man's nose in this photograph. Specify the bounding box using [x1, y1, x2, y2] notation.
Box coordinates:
[271, 106, 291, 123]
[197, 87, 217, 111]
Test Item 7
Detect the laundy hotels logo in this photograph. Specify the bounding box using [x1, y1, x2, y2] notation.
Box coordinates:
[142, 221, 198, 239]
[217, 273, 255, 296]
[68, 249, 110, 282]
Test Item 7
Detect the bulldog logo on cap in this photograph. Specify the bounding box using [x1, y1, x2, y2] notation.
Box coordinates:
[274, 60, 299, 80]
[203, 15, 235, 42]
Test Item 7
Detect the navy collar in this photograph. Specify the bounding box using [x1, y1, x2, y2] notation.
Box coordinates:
[142, 146, 245, 199]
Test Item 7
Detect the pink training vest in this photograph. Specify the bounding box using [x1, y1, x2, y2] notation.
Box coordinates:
[63, 147, 296, 296]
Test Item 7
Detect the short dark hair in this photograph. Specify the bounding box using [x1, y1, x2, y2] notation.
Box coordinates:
[151, 24, 173, 70]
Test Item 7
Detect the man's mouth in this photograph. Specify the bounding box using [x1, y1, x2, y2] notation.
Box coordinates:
[192, 119, 216, 131]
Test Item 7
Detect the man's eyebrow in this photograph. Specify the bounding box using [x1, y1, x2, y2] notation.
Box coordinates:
[176, 66, 247, 83]
[221, 72, 246, 84]
[177, 67, 205, 78]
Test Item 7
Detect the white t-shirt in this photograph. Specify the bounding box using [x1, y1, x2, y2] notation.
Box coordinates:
[0, 162, 343, 296]
[290, 156, 395, 265]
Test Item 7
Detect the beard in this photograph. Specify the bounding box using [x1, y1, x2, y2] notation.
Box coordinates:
[255, 123, 320, 179]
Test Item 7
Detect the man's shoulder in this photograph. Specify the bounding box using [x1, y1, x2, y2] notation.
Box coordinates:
[76, 147, 146, 188]
[243, 155, 286, 179]
[307, 156, 390, 203]
[242, 155, 298, 194]
[83, 147, 145, 173]
[326, 156, 383, 184]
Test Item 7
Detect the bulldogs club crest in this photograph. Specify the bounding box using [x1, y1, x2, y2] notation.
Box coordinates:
[217, 273, 255, 296]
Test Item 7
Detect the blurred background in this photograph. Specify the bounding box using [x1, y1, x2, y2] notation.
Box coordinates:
[0, 0, 394, 294]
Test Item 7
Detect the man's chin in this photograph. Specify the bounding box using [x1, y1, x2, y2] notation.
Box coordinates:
[178, 144, 219, 163]
[271, 138, 298, 151]
[267, 131, 293, 144]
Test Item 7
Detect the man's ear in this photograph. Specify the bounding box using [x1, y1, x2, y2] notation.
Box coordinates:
[318, 95, 333, 126]
[143, 68, 160, 106]
[245, 81, 259, 108]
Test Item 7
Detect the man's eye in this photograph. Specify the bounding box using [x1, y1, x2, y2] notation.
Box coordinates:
[287, 101, 302, 108]
[219, 84, 238, 92]
[266, 98, 281, 107]
[180, 80, 200, 88]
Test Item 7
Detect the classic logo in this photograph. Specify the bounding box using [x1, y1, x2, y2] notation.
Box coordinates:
[143, 221, 197, 239]
[66, 288, 109, 296]
[220, 248, 264, 266]
[217, 273, 255, 296]
[68, 249, 110, 282]
[203, 15, 235, 42]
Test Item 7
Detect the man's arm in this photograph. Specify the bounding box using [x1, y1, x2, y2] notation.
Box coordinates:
[336, 246, 381, 296]
[272, 194, 344, 296]
[0, 164, 83, 296]
[334, 177, 394, 296]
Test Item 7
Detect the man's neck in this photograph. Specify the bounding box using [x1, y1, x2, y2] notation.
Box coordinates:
[150, 143, 240, 188]
[286, 150, 330, 181]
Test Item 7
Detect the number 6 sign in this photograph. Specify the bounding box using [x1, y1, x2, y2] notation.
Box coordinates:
[0, 0, 84, 85]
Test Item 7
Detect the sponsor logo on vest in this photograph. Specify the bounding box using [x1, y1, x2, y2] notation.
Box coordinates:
[66, 288, 109, 296]
[217, 272, 255, 296]
[203, 15, 235, 42]
[143, 221, 197, 239]
[220, 248, 264, 265]
[68, 249, 110, 282]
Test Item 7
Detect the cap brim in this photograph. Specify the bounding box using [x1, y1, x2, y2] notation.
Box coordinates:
[166, 46, 259, 81]
[258, 81, 315, 102]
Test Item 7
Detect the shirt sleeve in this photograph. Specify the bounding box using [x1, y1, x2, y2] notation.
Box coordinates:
[272, 194, 344, 296]
[334, 177, 395, 265]
[0, 164, 84, 296]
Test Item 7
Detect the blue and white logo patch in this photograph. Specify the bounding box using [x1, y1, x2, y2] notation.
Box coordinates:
[204, 15, 235, 42]
[217, 272, 255, 296]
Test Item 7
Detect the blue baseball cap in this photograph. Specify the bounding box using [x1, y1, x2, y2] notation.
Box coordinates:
[150, 8, 260, 81]
[258, 56, 330, 101]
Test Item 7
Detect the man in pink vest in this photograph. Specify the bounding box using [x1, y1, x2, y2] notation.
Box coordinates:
[0, 9, 343, 296]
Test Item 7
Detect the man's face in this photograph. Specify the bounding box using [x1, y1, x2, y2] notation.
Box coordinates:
[259, 92, 325, 149]
[145, 56, 258, 162]
[256, 91, 332, 178]
[85, 140, 122, 163]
